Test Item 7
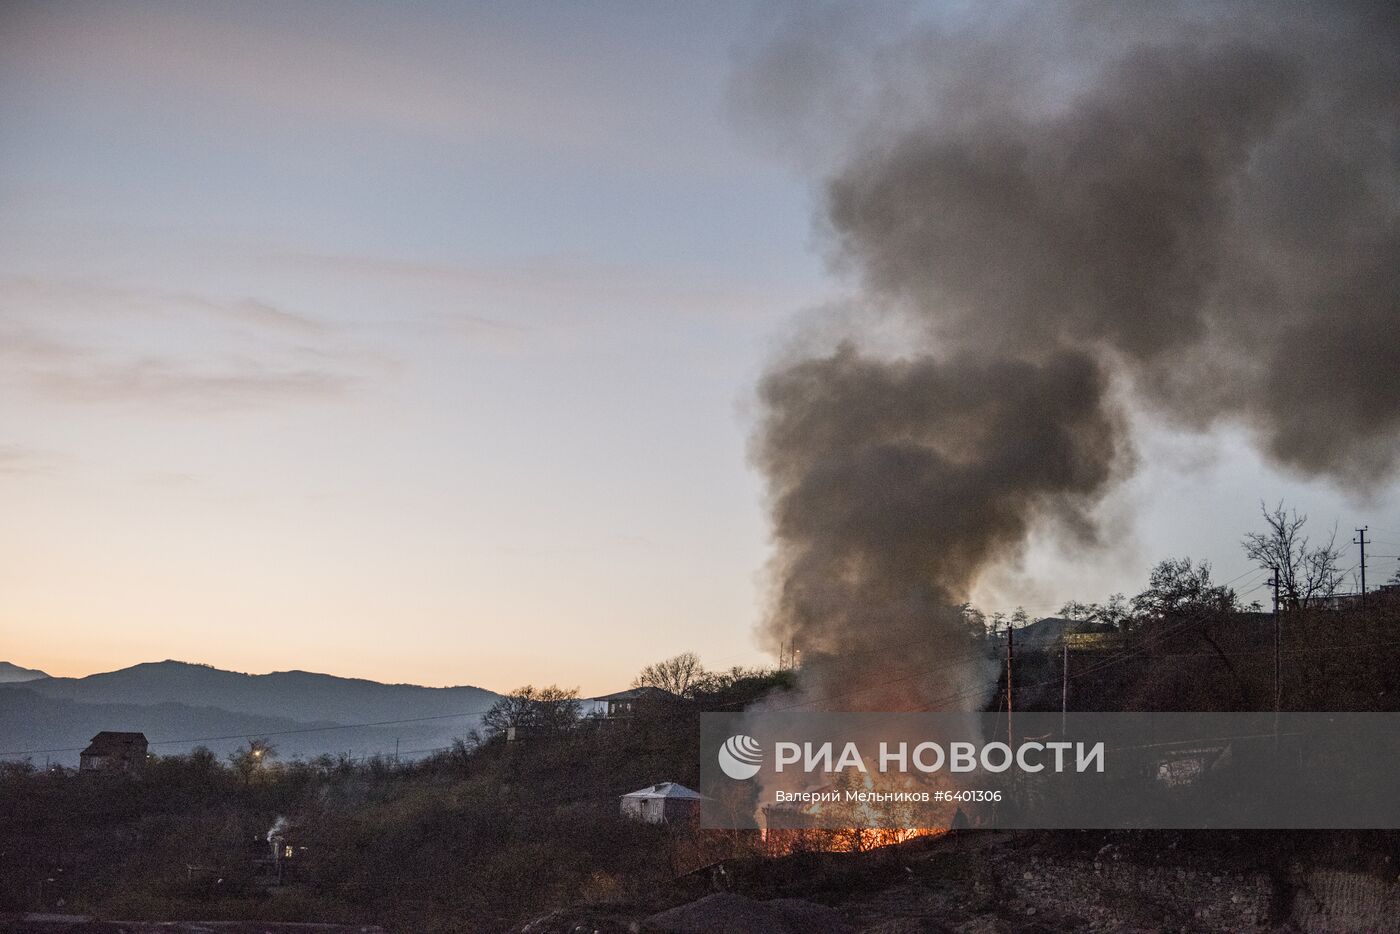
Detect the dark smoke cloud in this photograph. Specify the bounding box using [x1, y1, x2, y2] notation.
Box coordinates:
[743, 2, 1400, 709]
[756, 346, 1126, 707]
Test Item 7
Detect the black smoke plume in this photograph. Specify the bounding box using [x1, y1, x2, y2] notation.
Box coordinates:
[744, 3, 1400, 709]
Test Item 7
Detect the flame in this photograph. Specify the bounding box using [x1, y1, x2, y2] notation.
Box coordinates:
[758, 770, 949, 854]
[759, 820, 945, 855]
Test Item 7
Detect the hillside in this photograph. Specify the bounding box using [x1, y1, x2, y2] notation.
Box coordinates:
[0, 686, 496, 768]
[0, 687, 342, 765]
[21, 660, 500, 724]
[0, 661, 49, 683]
[0, 671, 792, 931]
[3, 669, 1397, 932]
[1001, 601, 1400, 714]
[0, 661, 502, 767]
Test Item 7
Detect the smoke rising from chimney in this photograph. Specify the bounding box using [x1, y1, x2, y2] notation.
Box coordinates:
[742, 3, 1400, 709]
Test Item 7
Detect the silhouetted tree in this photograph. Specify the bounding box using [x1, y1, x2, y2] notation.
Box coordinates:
[228, 737, 277, 784]
[1059, 593, 1131, 630]
[481, 685, 581, 737]
[1059, 600, 1095, 621]
[958, 603, 989, 638]
[1242, 501, 1343, 609]
[1131, 557, 1238, 623]
[632, 651, 705, 697]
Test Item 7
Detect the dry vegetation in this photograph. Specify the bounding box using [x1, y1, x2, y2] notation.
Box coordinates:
[5, 590, 1400, 930]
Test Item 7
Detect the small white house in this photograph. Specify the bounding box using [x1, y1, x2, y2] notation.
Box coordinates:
[620, 782, 704, 824]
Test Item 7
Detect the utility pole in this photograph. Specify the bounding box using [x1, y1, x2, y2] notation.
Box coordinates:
[1354, 527, 1370, 606]
[1060, 641, 1069, 736]
[1005, 623, 1014, 748]
[1268, 565, 1281, 714]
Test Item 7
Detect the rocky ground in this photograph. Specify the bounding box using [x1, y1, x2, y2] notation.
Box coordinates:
[519, 831, 1400, 933]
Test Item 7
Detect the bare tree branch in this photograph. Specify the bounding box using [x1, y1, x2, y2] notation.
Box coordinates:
[1242, 501, 1343, 609]
[632, 651, 705, 697]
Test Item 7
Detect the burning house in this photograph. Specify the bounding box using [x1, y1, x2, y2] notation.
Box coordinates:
[78, 732, 147, 774]
[756, 772, 948, 854]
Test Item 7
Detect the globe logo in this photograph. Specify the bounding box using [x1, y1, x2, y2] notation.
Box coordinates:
[718, 734, 763, 780]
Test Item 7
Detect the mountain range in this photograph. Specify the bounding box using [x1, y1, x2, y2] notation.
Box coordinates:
[0, 660, 501, 767]
[0, 661, 49, 683]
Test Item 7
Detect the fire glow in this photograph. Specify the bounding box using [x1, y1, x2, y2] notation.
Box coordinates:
[758, 768, 950, 854]
[773, 740, 1105, 774]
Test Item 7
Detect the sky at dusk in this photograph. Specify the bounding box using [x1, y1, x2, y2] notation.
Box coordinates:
[3, 0, 1398, 695]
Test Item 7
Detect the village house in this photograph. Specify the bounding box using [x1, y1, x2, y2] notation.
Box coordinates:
[245, 816, 314, 884]
[620, 781, 704, 824]
[507, 686, 684, 742]
[989, 616, 1117, 650]
[580, 686, 681, 720]
[78, 732, 148, 774]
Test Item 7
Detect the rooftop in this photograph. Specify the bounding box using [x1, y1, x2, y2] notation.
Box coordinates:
[590, 686, 681, 703]
[621, 781, 703, 800]
[81, 731, 148, 756]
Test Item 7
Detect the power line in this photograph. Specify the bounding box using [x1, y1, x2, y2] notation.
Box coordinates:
[761, 567, 1272, 714]
[752, 563, 1285, 684]
[1126, 638, 1400, 661]
[3, 562, 1359, 760]
[0, 707, 496, 759]
[1006, 620, 1015, 745]
[15, 619, 1394, 761]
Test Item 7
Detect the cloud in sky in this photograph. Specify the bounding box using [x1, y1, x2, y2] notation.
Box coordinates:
[270, 250, 817, 328]
[11, 1, 1391, 697]
[0, 0, 817, 692]
[0, 1, 754, 176]
[197, 297, 330, 336]
[0, 444, 61, 477]
[2, 5, 587, 137]
[0, 277, 358, 411]
[2, 277, 329, 333]
[29, 357, 351, 410]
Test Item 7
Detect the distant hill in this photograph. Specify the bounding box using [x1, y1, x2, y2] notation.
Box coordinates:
[22, 659, 500, 724]
[0, 661, 49, 683]
[0, 686, 343, 765]
[0, 661, 502, 767]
